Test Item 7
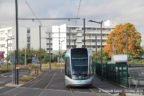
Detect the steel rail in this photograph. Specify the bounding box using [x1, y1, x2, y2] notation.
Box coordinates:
[38, 72, 56, 96]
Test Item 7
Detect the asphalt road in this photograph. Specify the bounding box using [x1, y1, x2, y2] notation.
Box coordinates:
[0, 69, 113, 96]
[0, 70, 30, 95]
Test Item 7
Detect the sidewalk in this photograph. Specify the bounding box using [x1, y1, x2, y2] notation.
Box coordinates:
[93, 75, 123, 90]
[93, 75, 144, 95]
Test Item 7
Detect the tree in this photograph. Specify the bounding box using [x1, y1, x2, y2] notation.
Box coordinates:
[104, 23, 143, 57]
[93, 50, 109, 63]
[7, 48, 47, 64]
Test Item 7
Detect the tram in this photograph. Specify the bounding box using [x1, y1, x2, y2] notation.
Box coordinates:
[65, 48, 94, 87]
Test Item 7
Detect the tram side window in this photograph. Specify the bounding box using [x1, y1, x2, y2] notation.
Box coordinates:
[65, 57, 71, 77]
[89, 56, 93, 75]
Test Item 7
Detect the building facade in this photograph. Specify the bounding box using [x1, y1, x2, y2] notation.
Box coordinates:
[0, 27, 14, 58]
[67, 25, 114, 51]
[46, 24, 114, 53]
[45, 24, 67, 54]
[27, 28, 31, 49]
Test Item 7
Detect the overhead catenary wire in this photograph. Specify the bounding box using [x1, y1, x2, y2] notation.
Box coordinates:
[71, 0, 75, 18]
[24, 0, 42, 25]
[24, 0, 43, 71]
[76, 0, 82, 19]
[75, 0, 82, 25]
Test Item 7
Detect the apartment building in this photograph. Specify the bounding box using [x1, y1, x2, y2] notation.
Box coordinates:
[46, 24, 114, 53]
[0, 27, 14, 58]
[67, 25, 114, 51]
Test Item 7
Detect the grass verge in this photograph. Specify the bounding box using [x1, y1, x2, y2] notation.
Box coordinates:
[19, 75, 35, 82]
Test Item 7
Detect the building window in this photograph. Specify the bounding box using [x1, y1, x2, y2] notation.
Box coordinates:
[0, 37, 5, 41]
[47, 48, 52, 50]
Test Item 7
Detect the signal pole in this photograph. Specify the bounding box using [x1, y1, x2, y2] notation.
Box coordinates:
[59, 27, 60, 69]
[39, 25, 42, 71]
[49, 32, 51, 71]
[95, 35, 97, 64]
[15, 0, 19, 85]
[69, 27, 71, 48]
[83, 18, 86, 48]
[89, 20, 103, 81]
[100, 21, 103, 81]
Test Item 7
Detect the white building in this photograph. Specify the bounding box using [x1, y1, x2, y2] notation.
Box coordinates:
[0, 25, 114, 56]
[51, 24, 67, 53]
[45, 24, 114, 53]
[67, 25, 114, 51]
[0, 27, 14, 58]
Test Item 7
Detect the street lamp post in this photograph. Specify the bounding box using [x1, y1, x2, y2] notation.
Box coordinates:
[60, 40, 64, 72]
[59, 27, 60, 67]
[39, 25, 42, 71]
[89, 20, 103, 81]
[48, 32, 52, 72]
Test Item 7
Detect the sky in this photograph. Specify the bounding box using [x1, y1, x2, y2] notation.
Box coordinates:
[0, 0, 144, 48]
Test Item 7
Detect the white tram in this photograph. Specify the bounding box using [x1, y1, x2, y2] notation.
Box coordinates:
[65, 48, 94, 87]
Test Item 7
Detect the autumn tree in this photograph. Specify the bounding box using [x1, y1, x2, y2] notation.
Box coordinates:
[104, 23, 142, 57]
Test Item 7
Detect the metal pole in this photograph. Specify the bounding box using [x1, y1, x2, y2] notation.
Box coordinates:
[100, 21, 103, 81]
[90, 34, 92, 50]
[95, 35, 97, 64]
[126, 31, 128, 63]
[49, 32, 51, 71]
[59, 27, 60, 68]
[126, 31, 129, 87]
[25, 48, 27, 66]
[83, 18, 86, 48]
[69, 27, 71, 49]
[60, 41, 62, 72]
[7, 39, 8, 71]
[39, 25, 42, 71]
[15, 0, 19, 85]
[74, 39, 76, 48]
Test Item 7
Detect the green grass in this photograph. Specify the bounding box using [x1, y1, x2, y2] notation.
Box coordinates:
[42, 62, 64, 71]
[0, 64, 33, 74]
[128, 58, 144, 64]
[0, 65, 13, 73]
[19, 75, 34, 82]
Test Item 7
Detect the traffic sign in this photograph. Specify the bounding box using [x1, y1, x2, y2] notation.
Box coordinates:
[16, 65, 20, 69]
[32, 57, 36, 64]
[10, 56, 15, 63]
[0, 52, 4, 66]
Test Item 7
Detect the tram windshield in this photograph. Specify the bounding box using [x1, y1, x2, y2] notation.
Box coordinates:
[71, 57, 88, 75]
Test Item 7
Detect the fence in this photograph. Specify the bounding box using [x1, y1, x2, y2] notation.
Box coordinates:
[95, 62, 128, 87]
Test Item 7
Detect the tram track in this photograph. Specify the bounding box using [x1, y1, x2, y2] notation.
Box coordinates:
[14, 72, 49, 96]
[68, 87, 101, 96]
[28, 72, 48, 88]
[38, 72, 56, 96]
